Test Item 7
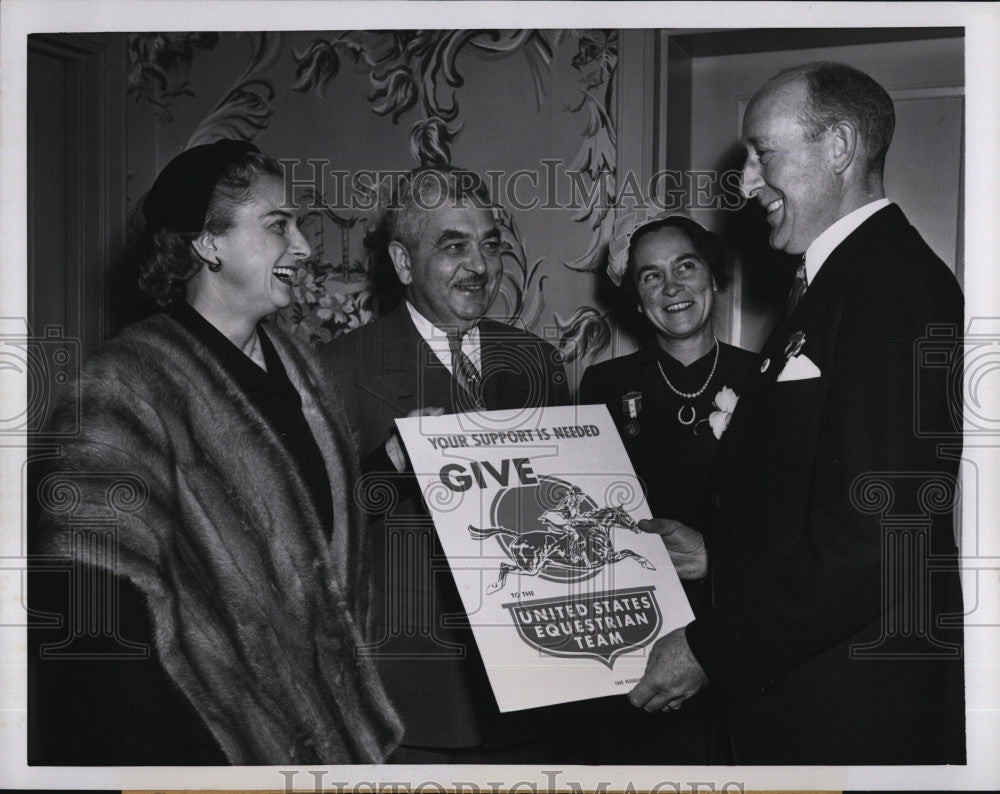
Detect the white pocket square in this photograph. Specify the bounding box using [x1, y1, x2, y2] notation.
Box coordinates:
[776, 353, 821, 382]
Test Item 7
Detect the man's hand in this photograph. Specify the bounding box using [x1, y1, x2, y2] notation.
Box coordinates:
[628, 627, 708, 712]
[385, 407, 445, 472]
[638, 518, 708, 579]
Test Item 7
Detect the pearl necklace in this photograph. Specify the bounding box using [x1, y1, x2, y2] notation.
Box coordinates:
[656, 340, 719, 426]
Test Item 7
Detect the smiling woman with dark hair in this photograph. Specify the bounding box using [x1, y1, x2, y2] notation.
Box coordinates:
[583, 213, 754, 523]
[29, 139, 401, 765]
[578, 212, 756, 764]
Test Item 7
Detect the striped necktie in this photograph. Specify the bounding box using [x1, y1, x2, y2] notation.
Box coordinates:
[448, 330, 485, 410]
[786, 259, 808, 317]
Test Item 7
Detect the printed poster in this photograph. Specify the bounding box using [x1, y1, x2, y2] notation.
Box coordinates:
[395, 403, 694, 712]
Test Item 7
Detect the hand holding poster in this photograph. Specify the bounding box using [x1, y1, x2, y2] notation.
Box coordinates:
[395, 404, 694, 712]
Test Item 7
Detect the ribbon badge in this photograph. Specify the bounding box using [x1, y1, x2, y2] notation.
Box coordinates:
[621, 390, 642, 437]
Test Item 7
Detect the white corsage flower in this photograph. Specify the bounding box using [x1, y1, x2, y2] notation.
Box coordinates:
[713, 386, 738, 413]
[708, 386, 739, 439]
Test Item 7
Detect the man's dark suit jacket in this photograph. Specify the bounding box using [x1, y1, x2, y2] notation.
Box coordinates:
[686, 204, 965, 764]
[321, 302, 570, 750]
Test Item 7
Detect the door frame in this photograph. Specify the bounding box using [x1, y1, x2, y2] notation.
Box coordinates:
[27, 33, 127, 360]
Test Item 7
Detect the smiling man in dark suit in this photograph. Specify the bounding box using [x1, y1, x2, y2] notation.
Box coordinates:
[631, 62, 965, 764]
[321, 166, 569, 762]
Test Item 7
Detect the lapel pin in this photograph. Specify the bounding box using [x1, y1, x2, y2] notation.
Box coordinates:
[785, 331, 807, 359]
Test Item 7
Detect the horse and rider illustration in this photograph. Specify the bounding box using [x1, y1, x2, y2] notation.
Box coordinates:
[469, 485, 655, 594]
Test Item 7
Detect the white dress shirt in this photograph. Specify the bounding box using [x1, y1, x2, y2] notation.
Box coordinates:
[405, 301, 482, 375]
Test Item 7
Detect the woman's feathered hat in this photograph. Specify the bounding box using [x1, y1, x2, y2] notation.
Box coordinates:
[607, 208, 712, 286]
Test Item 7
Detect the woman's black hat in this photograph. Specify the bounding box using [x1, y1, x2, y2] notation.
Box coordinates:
[142, 138, 260, 235]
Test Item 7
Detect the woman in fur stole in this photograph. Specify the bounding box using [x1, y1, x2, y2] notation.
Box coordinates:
[29, 140, 402, 764]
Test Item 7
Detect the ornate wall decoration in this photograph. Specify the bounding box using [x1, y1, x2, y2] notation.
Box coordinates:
[274, 191, 376, 345]
[187, 32, 281, 147]
[493, 207, 610, 365]
[291, 30, 555, 128]
[275, 253, 377, 345]
[563, 30, 618, 273]
[126, 33, 219, 122]
[494, 208, 547, 330]
[408, 116, 463, 167]
[554, 306, 611, 364]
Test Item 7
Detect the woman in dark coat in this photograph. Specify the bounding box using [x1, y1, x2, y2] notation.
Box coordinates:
[28, 140, 401, 765]
[579, 213, 756, 764]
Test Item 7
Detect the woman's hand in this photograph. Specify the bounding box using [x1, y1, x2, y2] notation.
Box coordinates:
[638, 518, 708, 580]
[385, 407, 445, 472]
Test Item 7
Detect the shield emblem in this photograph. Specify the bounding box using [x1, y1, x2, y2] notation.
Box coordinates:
[503, 586, 662, 668]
